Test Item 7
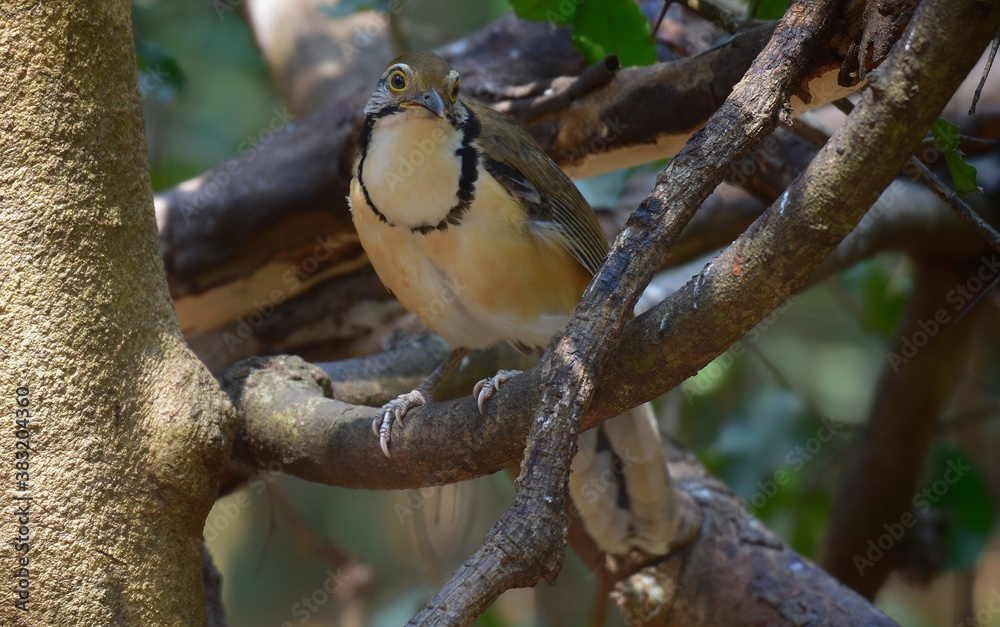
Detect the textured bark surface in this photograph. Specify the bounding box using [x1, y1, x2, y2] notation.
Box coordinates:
[612, 443, 896, 626]
[0, 2, 235, 624]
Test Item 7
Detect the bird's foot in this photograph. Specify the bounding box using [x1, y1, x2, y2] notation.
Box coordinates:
[472, 369, 522, 414]
[372, 389, 429, 459]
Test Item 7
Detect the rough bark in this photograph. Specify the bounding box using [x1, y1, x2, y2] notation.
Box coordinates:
[611, 442, 895, 626]
[0, 2, 235, 624]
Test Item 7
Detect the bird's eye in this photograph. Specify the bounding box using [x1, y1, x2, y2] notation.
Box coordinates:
[388, 70, 407, 92]
[449, 81, 459, 102]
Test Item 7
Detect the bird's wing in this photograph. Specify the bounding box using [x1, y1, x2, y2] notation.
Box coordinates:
[469, 103, 609, 277]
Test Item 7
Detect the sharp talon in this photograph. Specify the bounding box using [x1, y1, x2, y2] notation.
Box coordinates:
[473, 370, 521, 414]
[373, 389, 428, 459]
[380, 427, 391, 459]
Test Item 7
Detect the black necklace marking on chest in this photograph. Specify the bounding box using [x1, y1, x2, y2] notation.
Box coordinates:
[358, 105, 481, 234]
[357, 107, 399, 227]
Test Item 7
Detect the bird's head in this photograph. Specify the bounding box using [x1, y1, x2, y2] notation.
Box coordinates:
[364, 51, 461, 120]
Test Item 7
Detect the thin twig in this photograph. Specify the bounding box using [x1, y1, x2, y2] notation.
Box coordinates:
[909, 158, 1000, 254]
[955, 271, 1000, 322]
[836, 97, 1000, 258]
[677, 0, 750, 32]
[920, 134, 1000, 155]
[653, 0, 674, 36]
[970, 31, 1000, 115]
[499, 55, 620, 119]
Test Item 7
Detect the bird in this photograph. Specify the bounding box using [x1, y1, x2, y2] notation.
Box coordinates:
[349, 51, 674, 555]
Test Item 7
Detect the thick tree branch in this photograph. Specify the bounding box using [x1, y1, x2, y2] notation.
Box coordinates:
[608, 442, 895, 626]
[226, 354, 897, 625]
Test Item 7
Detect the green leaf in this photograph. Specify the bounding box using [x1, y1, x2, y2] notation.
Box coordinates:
[509, 0, 656, 66]
[943, 152, 980, 194]
[928, 445, 993, 571]
[931, 118, 981, 194]
[931, 118, 961, 152]
[134, 39, 185, 97]
[571, 0, 656, 66]
[753, 0, 790, 20]
[509, 0, 575, 25]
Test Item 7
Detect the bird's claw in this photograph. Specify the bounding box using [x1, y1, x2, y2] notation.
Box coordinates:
[374, 390, 428, 459]
[473, 369, 521, 414]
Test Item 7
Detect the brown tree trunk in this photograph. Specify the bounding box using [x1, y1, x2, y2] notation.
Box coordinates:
[0, 2, 234, 624]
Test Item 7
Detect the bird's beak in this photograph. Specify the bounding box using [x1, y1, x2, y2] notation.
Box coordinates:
[408, 88, 445, 118]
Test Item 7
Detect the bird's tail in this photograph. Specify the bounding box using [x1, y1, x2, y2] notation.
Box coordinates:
[568, 402, 678, 556]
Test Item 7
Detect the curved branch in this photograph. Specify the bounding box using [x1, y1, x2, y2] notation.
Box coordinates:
[611, 442, 895, 626]
[225, 344, 898, 625]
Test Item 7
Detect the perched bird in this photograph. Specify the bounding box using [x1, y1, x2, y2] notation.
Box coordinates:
[350, 51, 673, 554]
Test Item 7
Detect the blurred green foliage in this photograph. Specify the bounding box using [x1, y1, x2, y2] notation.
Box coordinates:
[753, 0, 790, 20]
[928, 445, 993, 571]
[132, 0, 282, 190]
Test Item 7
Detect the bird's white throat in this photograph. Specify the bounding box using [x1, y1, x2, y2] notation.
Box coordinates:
[362, 111, 466, 229]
